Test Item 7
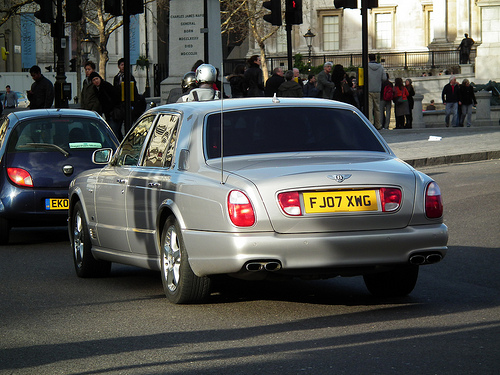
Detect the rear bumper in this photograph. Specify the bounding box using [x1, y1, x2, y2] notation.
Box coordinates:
[182, 224, 448, 276]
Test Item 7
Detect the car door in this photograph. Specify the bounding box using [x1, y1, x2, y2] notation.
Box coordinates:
[94, 115, 156, 252]
[126, 113, 180, 256]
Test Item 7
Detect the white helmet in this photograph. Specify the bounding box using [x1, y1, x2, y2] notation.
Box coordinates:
[195, 64, 217, 84]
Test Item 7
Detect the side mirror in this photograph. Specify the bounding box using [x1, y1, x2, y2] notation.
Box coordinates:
[92, 148, 113, 164]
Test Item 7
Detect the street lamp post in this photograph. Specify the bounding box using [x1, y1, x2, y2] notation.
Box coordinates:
[303, 28, 316, 72]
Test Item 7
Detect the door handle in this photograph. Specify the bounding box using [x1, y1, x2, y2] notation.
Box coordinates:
[148, 182, 161, 188]
[117, 179, 126, 184]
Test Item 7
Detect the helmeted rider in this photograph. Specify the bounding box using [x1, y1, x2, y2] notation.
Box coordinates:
[178, 64, 220, 102]
[181, 71, 197, 94]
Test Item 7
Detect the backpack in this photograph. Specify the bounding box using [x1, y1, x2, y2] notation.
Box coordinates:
[383, 84, 394, 101]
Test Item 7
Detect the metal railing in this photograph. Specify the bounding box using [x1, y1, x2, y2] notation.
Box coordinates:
[223, 49, 476, 75]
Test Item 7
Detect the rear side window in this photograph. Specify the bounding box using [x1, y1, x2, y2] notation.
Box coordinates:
[7, 118, 117, 153]
[205, 107, 386, 159]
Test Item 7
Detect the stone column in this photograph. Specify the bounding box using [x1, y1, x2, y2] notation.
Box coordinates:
[159, 0, 222, 104]
[475, 1, 500, 81]
[474, 91, 493, 126]
[412, 94, 425, 128]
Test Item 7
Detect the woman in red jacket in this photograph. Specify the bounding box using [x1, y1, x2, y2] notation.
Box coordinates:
[393, 77, 410, 129]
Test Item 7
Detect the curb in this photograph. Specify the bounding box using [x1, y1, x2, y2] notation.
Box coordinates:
[403, 150, 500, 168]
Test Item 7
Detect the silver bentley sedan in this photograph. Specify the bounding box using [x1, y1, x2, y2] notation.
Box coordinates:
[68, 97, 448, 304]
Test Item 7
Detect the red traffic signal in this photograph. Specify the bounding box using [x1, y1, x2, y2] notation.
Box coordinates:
[263, 0, 282, 26]
[285, 0, 303, 25]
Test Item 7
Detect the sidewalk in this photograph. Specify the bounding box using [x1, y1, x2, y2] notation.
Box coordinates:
[380, 126, 500, 168]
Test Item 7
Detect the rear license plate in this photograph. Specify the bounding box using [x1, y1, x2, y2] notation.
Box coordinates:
[45, 198, 69, 210]
[303, 190, 378, 213]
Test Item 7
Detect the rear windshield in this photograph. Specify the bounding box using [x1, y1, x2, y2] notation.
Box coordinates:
[7, 118, 117, 153]
[205, 107, 386, 159]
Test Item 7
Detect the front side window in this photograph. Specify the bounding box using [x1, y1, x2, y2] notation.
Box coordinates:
[114, 115, 155, 166]
[205, 107, 386, 160]
[143, 114, 180, 168]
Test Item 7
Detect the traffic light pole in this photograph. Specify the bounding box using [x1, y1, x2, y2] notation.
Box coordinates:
[286, 23, 293, 71]
[123, 0, 132, 133]
[54, 0, 68, 108]
[361, 4, 369, 118]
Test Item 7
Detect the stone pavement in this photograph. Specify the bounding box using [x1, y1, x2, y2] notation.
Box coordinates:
[380, 126, 500, 167]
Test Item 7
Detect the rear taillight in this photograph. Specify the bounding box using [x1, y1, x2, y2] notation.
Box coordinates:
[228, 190, 255, 227]
[7, 168, 33, 187]
[278, 191, 302, 216]
[425, 182, 443, 218]
[380, 188, 402, 212]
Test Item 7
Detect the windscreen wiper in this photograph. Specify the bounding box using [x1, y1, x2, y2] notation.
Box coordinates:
[24, 143, 70, 157]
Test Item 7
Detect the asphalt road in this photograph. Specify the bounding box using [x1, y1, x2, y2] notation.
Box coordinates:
[1, 160, 499, 375]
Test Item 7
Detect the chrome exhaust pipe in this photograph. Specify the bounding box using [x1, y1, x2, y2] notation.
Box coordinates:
[246, 262, 264, 272]
[409, 255, 426, 265]
[426, 253, 443, 264]
[264, 262, 281, 271]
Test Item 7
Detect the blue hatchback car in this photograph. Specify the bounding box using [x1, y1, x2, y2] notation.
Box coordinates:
[0, 109, 119, 244]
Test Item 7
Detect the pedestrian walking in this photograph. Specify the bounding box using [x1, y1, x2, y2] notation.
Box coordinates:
[244, 55, 264, 97]
[459, 78, 477, 127]
[303, 74, 320, 98]
[27, 65, 54, 109]
[264, 67, 285, 97]
[405, 79, 415, 129]
[380, 74, 393, 129]
[227, 64, 247, 98]
[368, 54, 387, 130]
[316, 62, 335, 99]
[3, 85, 18, 109]
[90, 72, 122, 141]
[393, 78, 410, 129]
[81, 61, 101, 112]
[277, 70, 303, 98]
[442, 75, 460, 127]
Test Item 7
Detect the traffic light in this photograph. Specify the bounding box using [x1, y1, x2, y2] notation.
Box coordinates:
[66, 0, 83, 22]
[104, 0, 122, 16]
[127, 0, 144, 15]
[362, 0, 378, 9]
[333, 0, 358, 9]
[69, 58, 76, 72]
[34, 0, 54, 24]
[285, 0, 303, 25]
[263, 0, 281, 26]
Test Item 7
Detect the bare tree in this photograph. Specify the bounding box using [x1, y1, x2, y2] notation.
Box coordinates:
[220, 0, 281, 81]
[0, 0, 32, 27]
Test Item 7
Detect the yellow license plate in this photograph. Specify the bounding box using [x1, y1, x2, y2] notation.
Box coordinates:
[303, 190, 378, 213]
[45, 198, 69, 210]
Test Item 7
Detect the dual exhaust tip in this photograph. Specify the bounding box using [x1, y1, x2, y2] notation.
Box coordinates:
[409, 253, 443, 265]
[245, 261, 282, 272]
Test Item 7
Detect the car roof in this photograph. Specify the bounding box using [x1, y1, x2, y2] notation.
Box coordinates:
[148, 97, 358, 116]
[6, 108, 103, 121]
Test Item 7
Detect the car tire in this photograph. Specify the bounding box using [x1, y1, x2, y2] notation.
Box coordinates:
[363, 265, 419, 298]
[71, 201, 111, 278]
[160, 216, 211, 304]
[0, 217, 10, 245]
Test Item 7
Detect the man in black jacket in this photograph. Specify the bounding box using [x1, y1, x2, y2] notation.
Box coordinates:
[264, 67, 285, 97]
[28, 65, 54, 109]
[442, 75, 460, 127]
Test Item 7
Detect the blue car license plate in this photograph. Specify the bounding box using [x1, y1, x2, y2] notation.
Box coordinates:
[45, 198, 69, 210]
